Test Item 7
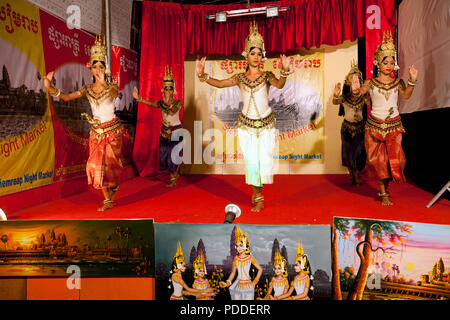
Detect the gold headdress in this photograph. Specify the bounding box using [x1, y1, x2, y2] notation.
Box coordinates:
[193, 250, 207, 278]
[242, 21, 266, 60]
[234, 225, 250, 254]
[89, 34, 107, 67]
[295, 240, 310, 274]
[345, 59, 362, 85]
[162, 66, 175, 90]
[374, 30, 396, 66]
[273, 248, 288, 278]
[295, 241, 304, 262]
[174, 241, 186, 267]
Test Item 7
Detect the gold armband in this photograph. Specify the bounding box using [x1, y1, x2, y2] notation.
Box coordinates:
[280, 69, 290, 78]
[51, 87, 61, 97]
[407, 79, 417, 87]
[198, 73, 210, 82]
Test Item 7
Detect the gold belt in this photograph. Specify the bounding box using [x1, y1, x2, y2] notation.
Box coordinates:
[90, 118, 123, 142]
[237, 112, 276, 130]
[365, 115, 404, 139]
[342, 120, 365, 137]
[366, 116, 403, 131]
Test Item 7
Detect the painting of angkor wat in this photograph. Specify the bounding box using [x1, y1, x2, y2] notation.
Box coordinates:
[0, 219, 154, 277]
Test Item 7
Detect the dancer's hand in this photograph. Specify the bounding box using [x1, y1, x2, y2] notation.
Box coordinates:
[408, 65, 418, 82]
[334, 82, 341, 96]
[43, 71, 54, 91]
[196, 56, 207, 76]
[280, 54, 290, 72]
[133, 86, 140, 100]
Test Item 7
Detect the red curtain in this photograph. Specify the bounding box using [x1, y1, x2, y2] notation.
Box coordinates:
[184, 0, 367, 55]
[133, 2, 186, 177]
[135, 0, 395, 176]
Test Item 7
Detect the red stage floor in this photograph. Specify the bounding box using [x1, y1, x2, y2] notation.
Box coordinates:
[6, 174, 450, 226]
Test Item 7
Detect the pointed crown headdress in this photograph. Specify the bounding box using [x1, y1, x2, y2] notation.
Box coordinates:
[174, 241, 185, 266]
[193, 250, 206, 274]
[234, 225, 250, 254]
[162, 66, 175, 90]
[273, 248, 288, 277]
[242, 21, 266, 60]
[295, 240, 310, 274]
[345, 59, 362, 85]
[89, 34, 107, 67]
[374, 30, 396, 65]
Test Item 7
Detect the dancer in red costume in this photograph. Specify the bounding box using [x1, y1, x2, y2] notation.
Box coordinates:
[43, 35, 123, 211]
[358, 31, 418, 205]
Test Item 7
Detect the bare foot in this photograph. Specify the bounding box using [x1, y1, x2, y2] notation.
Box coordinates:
[166, 179, 177, 187]
[251, 201, 264, 212]
[378, 192, 393, 206]
[98, 200, 114, 211]
[381, 196, 393, 206]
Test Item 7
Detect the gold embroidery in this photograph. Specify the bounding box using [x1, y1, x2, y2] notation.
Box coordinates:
[365, 116, 404, 139]
[85, 83, 116, 107]
[158, 100, 181, 116]
[370, 78, 401, 102]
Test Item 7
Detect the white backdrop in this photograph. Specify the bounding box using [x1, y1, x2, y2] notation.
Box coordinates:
[27, 0, 133, 49]
[398, 0, 450, 114]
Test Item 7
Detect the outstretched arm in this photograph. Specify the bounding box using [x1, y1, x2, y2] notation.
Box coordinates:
[399, 65, 418, 99]
[43, 71, 85, 102]
[133, 86, 158, 108]
[268, 54, 290, 89]
[358, 79, 371, 95]
[196, 56, 238, 88]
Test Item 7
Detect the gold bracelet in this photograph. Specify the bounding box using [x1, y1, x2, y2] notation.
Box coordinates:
[51, 88, 61, 97]
[407, 80, 416, 87]
[280, 69, 290, 78]
[198, 73, 209, 82]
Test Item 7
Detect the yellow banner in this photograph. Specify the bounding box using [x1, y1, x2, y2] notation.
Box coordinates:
[209, 52, 324, 163]
[0, 0, 55, 196]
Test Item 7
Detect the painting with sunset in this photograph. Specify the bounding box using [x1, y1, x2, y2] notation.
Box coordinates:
[0, 219, 154, 277]
[332, 217, 450, 300]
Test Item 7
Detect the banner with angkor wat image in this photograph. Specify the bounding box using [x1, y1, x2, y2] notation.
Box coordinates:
[0, 0, 138, 196]
[155, 223, 331, 300]
[0, 0, 55, 196]
[208, 52, 324, 164]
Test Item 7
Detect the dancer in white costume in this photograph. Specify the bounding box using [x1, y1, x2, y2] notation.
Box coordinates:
[258, 248, 289, 300]
[219, 226, 263, 300]
[196, 21, 291, 212]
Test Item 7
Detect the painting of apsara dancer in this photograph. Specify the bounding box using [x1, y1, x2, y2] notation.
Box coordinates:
[332, 217, 450, 300]
[0, 219, 154, 277]
[155, 223, 331, 300]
